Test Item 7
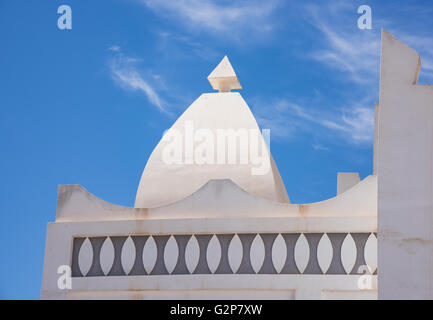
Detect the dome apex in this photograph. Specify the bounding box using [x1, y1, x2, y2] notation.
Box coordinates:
[207, 56, 242, 92]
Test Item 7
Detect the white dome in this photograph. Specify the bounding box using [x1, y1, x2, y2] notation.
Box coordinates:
[135, 91, 289, 208]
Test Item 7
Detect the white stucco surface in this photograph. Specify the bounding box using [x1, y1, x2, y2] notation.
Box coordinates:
[337, 173, 361, 195]
[57, 176, 377, 222]
[378, 30, 433, 299]
[42, 177, 377, 300]
[134, 92, 289, 208]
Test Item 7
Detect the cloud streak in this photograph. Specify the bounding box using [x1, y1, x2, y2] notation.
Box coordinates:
[139, 0, 279, 39]
[253, 99, 374, 147]
[109, 49, 167, 113]
[303, 1, 433, 84]
[303, 1, 380, 85]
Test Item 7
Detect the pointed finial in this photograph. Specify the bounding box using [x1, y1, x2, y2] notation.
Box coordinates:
[207, 56, 242, 92]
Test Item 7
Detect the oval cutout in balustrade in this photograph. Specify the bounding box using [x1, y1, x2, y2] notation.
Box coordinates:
[78, 238, 93, 276]
[228, 234, 243, 273]
[207, 235, 221, 274]
[364, 233, 377, 274]
[164, 236, 179, 274]
[250, 234, 265, 274]
[100, 237, 115, 276]
[185, 235, 200, 274]
[341, 234, 357, 274]
[317, 234, 333, 274]
[142, 236, 157, 274]
[272, 234, 287, 274]
[121, 237, 136, 275]
[294, 234, 310, 273]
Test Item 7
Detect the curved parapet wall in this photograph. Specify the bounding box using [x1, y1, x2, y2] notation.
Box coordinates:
[56, 175, 376, 222]
[56, 185, 147, 222]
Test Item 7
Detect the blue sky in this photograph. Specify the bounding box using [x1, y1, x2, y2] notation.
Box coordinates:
[1, 0, 433, 299]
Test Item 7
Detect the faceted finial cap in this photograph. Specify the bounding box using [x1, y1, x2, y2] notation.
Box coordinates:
[207, 55, 242, 92]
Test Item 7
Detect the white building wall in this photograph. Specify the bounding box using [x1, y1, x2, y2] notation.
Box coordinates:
[378, 30, 433, 299]
[42, 179, 377, 300]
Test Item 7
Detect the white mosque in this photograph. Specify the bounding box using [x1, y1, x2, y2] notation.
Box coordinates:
[41, 30, 433, 300]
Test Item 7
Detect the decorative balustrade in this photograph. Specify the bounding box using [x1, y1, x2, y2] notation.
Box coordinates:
[71, 233, 377, 277]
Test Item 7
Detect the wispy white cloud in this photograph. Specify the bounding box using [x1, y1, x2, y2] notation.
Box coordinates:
[108, 45, 121, 52]
[109, 48, 167, 113]
[341, 105, 374, 142]
[312, 142, 329, 151]
[288, 0, 433, 148]
[303, 1, 433, 84]
[139, 0, 279, 39]
[154, 31, 221, 62]
[304, 1, 380, 85]
[253, 99, 374, 147]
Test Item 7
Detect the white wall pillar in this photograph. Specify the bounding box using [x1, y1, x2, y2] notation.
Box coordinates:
[378, 30, 433, 299]
[337, 173, 360, 195]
